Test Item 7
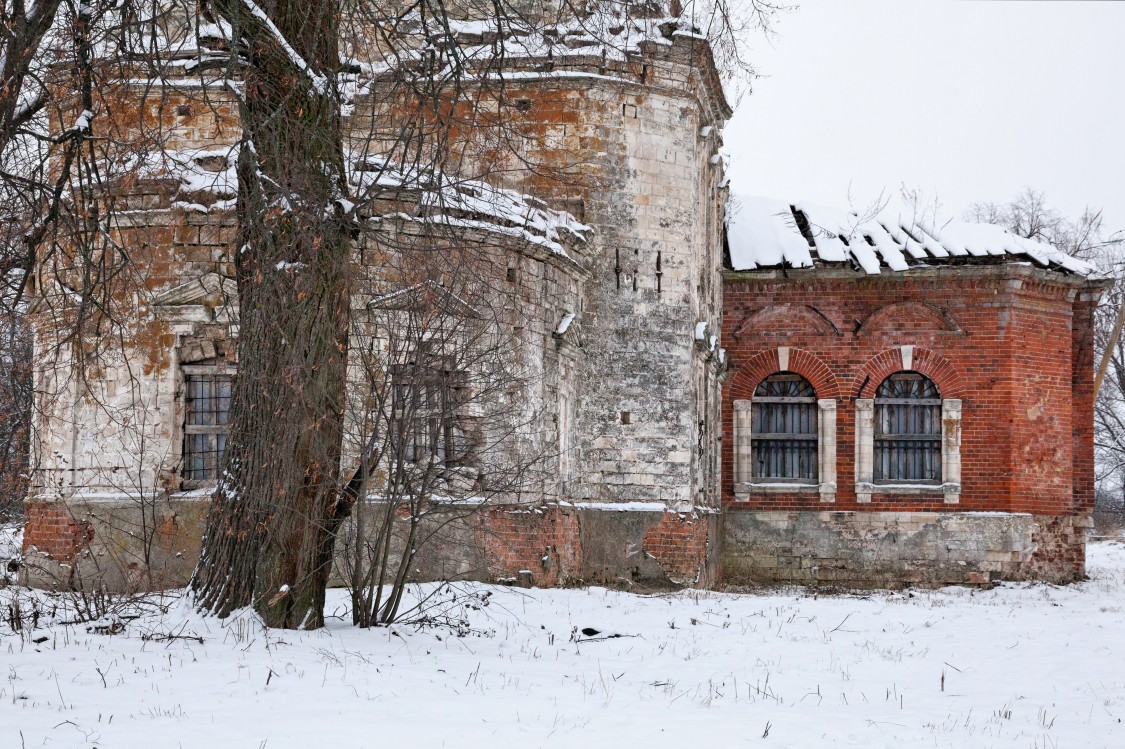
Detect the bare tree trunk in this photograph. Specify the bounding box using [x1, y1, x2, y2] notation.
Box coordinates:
[1096, 291, 1125, 395]
[190, 0, 353, 629]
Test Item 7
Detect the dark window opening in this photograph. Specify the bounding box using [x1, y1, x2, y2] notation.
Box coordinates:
[752, 373, 817, 482]
[390, 362, 469, 467]
[874, 371, 941, 483]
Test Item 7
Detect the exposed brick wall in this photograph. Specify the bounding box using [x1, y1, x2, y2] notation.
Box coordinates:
[722, 267, 1106, 518]
[476, 507, 712, 588]
[1072, 296, 1099, 515]
[479, 506, 582, 587]
[22, 501, 94, 563]
[1028, 514, 1089, 582]
[642, 512, 710, 585]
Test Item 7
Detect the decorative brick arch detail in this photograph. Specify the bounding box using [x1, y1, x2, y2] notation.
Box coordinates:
[732, 303, 841, 340]
[857, 301, 962, 336]
[853, 347, 966, 399]
[729, 348, 841, 400]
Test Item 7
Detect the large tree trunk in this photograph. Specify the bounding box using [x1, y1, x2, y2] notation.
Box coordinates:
[190, 0, 352, 628]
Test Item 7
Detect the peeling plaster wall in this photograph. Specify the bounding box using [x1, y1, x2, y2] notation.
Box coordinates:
[22, 500, 719, 592]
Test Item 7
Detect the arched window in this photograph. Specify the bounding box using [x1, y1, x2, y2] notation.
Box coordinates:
[874, 372, 941, 483]
[752, 373, 818, 481]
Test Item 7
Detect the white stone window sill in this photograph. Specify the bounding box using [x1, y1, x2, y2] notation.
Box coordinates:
[855, 482, 961, 504]
[857, 482, 961, 493]
[735, 482, 837, 503]
[171, 486, 218, 499]
[739, 482, 819, 493]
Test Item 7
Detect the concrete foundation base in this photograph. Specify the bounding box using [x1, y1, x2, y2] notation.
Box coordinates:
[19, 496, 720, 593]
[722, 509, 1089, 588]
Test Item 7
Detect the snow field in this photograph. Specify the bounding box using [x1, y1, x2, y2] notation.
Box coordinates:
[4, 542, 1125, 748]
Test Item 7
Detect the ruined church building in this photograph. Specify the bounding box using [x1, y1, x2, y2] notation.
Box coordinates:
[22, 4, 1107, 590]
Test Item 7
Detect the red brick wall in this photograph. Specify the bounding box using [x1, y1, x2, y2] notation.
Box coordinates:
[722, 268, 1102, 516]
[477, 507, 712, 587]
[1072, 295, 1099, 515]
[22, 502, 94, 563]
[643, 512, 710, 584]
[479, 506, 582, 587]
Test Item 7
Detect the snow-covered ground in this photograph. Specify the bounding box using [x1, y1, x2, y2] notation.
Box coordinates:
[4, 543, 1125, 748]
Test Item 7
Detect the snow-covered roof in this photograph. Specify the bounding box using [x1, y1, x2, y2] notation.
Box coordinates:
[115, 144, 589, 256]
[352, 156, 591, 257]
[437, 4, 705, 69]
[726, 195, 1098, 277]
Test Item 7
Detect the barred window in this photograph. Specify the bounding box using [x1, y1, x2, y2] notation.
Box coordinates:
[874, 372, 941, 483]
[182, 364, 233, 484]
[752, 373, 818, 482]
[390, 363, 468, 467]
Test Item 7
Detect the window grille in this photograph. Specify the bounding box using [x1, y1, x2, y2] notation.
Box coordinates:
[874, 372, 941, 483]
[751, 373, 818, 482]
[182, 366, 233, 483]
[390, 362, 468, 467]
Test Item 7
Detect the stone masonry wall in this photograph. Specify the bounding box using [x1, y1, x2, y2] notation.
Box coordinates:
[481, 47, 729, 513]
[27, 36, 732, 591]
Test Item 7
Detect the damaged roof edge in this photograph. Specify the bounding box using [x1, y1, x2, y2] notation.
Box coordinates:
[724, 195, 1102, 278]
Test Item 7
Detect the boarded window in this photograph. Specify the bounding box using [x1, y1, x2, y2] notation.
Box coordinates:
[182, 367, 232, 483]
[752, 373, 817, 482]
[874, 372, 941, 483]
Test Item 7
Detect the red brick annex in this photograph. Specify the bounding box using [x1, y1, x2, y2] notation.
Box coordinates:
[719, 197, 1107, 586]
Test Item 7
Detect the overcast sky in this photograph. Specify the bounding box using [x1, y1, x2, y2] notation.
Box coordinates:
[723, 0, 1125, 234]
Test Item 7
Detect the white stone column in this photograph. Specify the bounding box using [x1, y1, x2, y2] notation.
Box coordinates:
[818, 398, 837, 503]
[942, 398, 962, 504]
[733, 399, 753, 495]
[854, 398, 875, 503]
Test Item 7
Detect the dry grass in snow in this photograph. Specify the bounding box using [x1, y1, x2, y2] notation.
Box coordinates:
[4, 542, 1125, 748]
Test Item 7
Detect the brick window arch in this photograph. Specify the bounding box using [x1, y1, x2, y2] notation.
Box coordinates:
[751, 373, 818, 482]
[854, 362, 962, 503]
[733, 368, 838, 502]
[874, 372, 942, 483]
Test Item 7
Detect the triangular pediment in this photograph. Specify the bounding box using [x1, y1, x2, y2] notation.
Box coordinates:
[367, 280, 479, 318]
[153, 273, 237, 323]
